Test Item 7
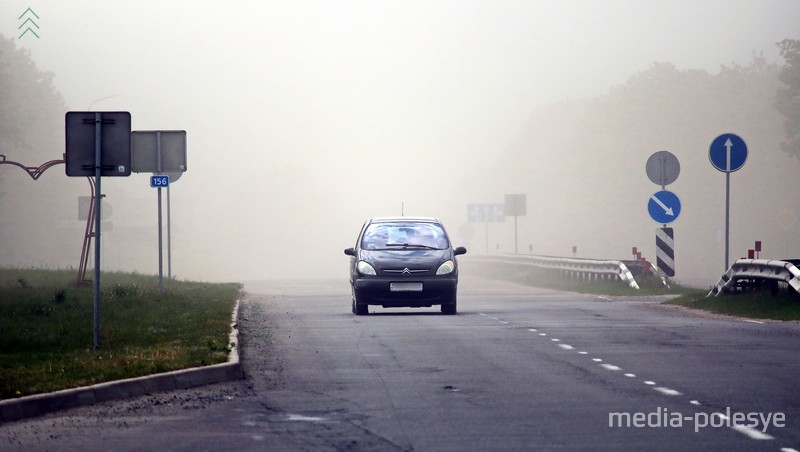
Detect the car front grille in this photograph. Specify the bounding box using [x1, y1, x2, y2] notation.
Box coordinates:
[381, 268, 431, 276]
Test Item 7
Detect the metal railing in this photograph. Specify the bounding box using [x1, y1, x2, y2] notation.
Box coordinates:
[470, 254, 642, 289]
[708, 259, 800, 297]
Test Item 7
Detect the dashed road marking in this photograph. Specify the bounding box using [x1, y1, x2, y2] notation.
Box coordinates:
[524, 324, 781, 445]
[715, 414, 774, 440]
[653, 387, 682, 396]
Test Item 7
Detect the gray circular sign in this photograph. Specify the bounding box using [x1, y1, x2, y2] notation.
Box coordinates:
[646, 151, 680, 186]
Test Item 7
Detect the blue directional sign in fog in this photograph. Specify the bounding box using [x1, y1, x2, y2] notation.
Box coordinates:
[648, 190, 681, 224]
[709, 133, 747, 173]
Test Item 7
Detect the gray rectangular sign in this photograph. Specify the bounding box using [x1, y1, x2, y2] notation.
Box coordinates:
[65, 111, 131, 177]
[131, 130, 187, 173]
[504, 194, 527, 216]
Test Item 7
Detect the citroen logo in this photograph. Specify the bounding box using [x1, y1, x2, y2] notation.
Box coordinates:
[402, 268, 411, 275]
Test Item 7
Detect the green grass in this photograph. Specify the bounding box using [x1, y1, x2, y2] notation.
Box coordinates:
[666, 287, 800, 321]
[0, 268, 242, 400]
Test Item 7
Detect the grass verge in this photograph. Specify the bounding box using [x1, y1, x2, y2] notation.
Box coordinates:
[0, 268, 242, 400]
[666, 287, 800, 321]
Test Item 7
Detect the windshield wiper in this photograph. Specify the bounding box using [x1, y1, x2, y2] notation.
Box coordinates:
[386, 243, 438, 249]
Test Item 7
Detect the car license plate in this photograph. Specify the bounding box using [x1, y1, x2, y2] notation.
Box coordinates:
[390, 282, 423, 292]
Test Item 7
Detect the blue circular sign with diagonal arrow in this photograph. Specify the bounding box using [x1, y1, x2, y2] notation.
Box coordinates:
[648, 190, 681, 224]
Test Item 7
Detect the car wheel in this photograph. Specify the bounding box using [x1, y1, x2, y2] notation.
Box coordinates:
[353, 293, 369, 316]
[441, 297, 457, 315]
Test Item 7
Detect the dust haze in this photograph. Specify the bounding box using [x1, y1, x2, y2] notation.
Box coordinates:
[0, 1, 798, 286]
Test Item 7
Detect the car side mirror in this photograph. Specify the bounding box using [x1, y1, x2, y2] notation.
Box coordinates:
[344, 247, 356, 256]
[454, 246, 467, 256]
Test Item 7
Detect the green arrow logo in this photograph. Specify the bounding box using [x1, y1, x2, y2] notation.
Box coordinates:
[18, 8, 40, 39]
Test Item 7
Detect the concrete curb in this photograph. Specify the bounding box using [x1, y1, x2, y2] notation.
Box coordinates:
[0, 299, 244, 424]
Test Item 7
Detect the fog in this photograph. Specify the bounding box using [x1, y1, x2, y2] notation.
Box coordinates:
[0, 1, 799, 285]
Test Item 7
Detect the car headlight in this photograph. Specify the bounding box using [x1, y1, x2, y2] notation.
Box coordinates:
[436, 260, 455, 275]
[357, 261, 377, 276]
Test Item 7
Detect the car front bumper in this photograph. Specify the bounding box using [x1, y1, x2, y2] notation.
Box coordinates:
[352, 276, 458, 307]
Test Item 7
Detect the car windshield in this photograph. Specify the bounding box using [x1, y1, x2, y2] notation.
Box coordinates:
[361, 222, 449, 250]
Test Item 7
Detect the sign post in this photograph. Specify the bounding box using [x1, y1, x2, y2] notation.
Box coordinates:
[646, 151, 681, 279]
[132, 131, 187, 292]
[65, 111, 132, 349]
[504, 194, 527, 254]
[709, 133, 748, 271]
[467, 203, 504, 253]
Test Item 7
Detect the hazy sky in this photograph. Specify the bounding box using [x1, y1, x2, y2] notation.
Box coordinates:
[1, 1, 799, 281]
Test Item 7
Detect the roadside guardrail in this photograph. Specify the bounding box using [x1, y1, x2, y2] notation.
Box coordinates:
[708, 259, 800, 297]
[470, 254, 643, 290]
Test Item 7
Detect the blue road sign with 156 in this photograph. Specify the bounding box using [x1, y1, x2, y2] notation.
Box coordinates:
[150, 175, 169, 187]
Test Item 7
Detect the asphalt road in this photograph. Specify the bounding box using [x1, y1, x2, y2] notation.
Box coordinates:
[2, 271, 800, 451]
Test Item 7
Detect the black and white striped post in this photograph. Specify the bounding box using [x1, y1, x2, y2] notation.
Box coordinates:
[656, 227, 675, 277]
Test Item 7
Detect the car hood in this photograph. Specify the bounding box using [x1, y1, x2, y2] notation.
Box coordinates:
[359, 249, 451, 269]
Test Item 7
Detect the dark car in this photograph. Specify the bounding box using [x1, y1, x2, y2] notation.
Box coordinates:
[344, 217, 467, 315]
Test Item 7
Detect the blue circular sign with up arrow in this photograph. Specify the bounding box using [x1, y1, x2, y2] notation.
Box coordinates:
[709, 133, 747, 173]
[648, 190, 681, 224]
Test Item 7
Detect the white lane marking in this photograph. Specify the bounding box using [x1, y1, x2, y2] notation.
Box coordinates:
[480, 313, 508, 324]
[644, 381, 656, 386]
[743, 319, 764, 324]
[601, 364, 621, 371]
[578, 351, 588, 355]
[551, 338, 560, 342]
[528, 328, 538, 332]
[287, 414, 326, 422]
[780, 448, 799, 452]
[624, 373, 636, 378]
[558, 344, 574, 350]
[715, 414, 775, 440]
[731, 424, 774, 440]
[592, 358, 603, 362]
[690, 400, 701, 406]
[653, 387, 682, 396]
[539, 333, 547, 336]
